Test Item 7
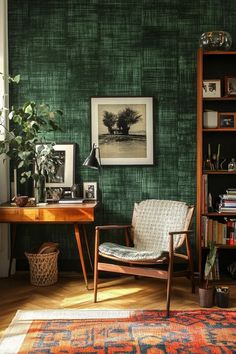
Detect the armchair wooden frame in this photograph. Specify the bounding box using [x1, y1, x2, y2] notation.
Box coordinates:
[94, 206, 195, 317]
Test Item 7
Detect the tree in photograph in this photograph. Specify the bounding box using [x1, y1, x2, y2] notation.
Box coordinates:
[102, 111, 117, 134]
[117, 107, 142, 135]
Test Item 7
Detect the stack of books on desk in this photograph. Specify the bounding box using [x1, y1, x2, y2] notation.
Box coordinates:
[59, 197, 84, 204]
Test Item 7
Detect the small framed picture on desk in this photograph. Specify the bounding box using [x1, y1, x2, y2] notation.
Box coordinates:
[83, 182, 97, 200]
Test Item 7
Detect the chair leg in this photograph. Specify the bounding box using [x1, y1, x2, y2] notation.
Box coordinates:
[186, 239, 195, 294]
[166, 275, 172, 317]
[93, 228, 99, 303]
[166, 234, 174, 317]
[94, 264, 98, 303]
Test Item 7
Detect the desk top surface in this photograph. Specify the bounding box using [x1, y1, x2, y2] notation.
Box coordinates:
[0, 201, 98, 209]
[0, 201, 98, 223]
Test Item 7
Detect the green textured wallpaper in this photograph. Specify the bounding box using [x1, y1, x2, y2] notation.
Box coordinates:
[8, 0, 236, 271]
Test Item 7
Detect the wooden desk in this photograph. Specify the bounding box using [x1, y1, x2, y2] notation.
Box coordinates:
[0, 202, 98, 288]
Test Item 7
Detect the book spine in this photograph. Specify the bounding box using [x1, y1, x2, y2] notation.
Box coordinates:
[202, 174, 208, 213]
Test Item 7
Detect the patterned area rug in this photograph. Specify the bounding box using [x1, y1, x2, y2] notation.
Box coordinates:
[0, 309, 235, 353]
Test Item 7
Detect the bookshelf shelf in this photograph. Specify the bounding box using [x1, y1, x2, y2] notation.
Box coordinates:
[197, 48, 236, 284]
[203, 170, 236, 174]
[203, 129, 236, 132]
[203, 212, 236, 216]
[203, 97, 236, 101]
[202, 245, 236, 250]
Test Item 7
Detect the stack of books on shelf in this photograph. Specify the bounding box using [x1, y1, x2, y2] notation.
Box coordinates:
[218, 188, 236, 213]
[201, 217, 236, 247]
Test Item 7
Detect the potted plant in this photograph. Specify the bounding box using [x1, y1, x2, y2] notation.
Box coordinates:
[0, 73, 63, 203]
[199, 241, 217, 307]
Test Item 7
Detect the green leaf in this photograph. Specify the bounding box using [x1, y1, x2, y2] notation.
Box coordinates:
[21, 171, 32, 179]
[18, 151, 32, 160]
[12, 74, 20, 83]
[15, 136, 22, 145]
[18, 161, 24, 168]
[20, 176, 27, 184]
[204, 241, 217, 279]
[8, 111, 14, 120]
[24, 103, 33, 115]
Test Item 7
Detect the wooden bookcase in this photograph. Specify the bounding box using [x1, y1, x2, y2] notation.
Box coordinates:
[196, 48, 236, 283]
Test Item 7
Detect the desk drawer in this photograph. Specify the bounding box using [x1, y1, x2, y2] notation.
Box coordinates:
[39, 208, 95, 222]
[0, 208, 40, 222]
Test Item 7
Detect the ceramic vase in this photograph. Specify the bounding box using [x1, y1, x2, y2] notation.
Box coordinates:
[34, 174, 47, 204]
[199, 31, 232, 50]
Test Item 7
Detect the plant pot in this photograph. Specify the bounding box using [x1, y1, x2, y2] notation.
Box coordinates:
[215, 287, 230, 308]
[199, 286, 214, 308]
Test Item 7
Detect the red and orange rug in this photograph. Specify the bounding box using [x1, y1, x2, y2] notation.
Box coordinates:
[0, 309, 235, 353]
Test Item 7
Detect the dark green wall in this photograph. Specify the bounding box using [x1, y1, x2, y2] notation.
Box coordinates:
[8, 0, 236, 271]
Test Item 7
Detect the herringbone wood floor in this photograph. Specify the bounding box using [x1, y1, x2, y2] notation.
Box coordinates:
[0, 272, 235, 338]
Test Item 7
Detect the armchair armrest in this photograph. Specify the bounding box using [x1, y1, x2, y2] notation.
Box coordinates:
[95, 224, 133, 248]
[169, 230, 192, 236]
[168, 230, 193, 261]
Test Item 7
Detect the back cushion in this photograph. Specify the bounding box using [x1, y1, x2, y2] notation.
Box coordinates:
[133, 200, 189, 252]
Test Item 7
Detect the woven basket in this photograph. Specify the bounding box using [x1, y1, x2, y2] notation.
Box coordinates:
[25, 250, 59, 286]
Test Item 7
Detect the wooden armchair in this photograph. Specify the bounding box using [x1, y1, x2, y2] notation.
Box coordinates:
[94, 199, 195, 316]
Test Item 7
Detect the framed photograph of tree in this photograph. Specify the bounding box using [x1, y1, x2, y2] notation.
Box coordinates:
[91, 97, 153, 165]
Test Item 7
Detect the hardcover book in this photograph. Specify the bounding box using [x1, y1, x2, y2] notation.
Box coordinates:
[58, 198, 84, 204]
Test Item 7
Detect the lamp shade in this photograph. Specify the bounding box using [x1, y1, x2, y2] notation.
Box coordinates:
[83, 144, 100, 169]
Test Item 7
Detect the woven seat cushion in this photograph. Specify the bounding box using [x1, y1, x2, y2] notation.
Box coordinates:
[99, 200, 189, 262]
[99, 242, 164, 261]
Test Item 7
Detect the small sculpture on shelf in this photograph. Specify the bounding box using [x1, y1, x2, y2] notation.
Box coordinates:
[204, 143, 221, 170]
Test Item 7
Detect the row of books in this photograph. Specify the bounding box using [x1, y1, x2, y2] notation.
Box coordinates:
[218, 188, 236, 213]
[201, 216, 236, 247]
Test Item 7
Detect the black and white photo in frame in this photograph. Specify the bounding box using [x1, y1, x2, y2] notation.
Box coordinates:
[83, 182, 97, 200]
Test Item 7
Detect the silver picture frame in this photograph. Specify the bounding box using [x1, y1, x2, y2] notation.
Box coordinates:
[91, 96, 153, 165]
[35, 143, 75, 188]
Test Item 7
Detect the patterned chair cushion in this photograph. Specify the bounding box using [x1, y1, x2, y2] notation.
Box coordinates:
[99, 200, 189, 262]
[99, 242, 164, 261]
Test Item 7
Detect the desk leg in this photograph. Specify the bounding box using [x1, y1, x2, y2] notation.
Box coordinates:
[74, 223, 88, 289]
[82, 224, 93, 271]
[8, 224, 16, 277]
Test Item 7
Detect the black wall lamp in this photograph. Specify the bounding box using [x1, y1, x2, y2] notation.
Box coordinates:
[83, 143, 101, 170]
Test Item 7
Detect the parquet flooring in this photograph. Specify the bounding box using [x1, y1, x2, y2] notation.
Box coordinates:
[0, 272, 235, 338]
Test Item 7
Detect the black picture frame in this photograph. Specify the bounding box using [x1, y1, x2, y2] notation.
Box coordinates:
[218, 113, 235, 128]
